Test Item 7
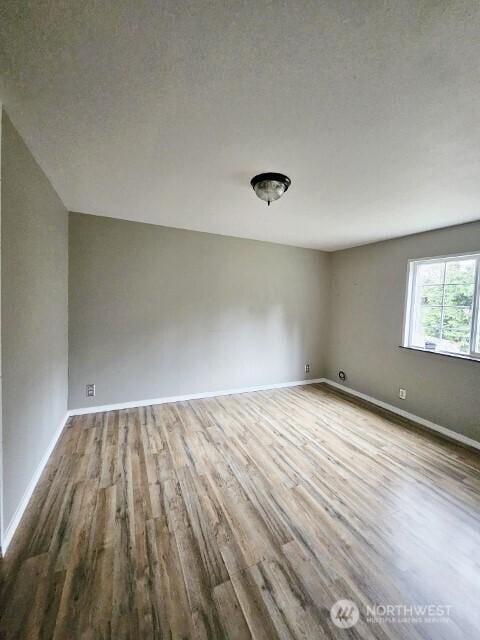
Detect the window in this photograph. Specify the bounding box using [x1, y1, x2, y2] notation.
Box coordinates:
[403, 253, 480, 360]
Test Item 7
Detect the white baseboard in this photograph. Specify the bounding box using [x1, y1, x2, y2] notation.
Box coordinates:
[1, 413, 69, 555]
[69, 377, 480, 451]
[68, 378, 326, 416]
[322, 379, 480, 452]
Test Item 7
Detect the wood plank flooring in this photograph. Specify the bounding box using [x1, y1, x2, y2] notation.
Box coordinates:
[1, 383, 480, 639]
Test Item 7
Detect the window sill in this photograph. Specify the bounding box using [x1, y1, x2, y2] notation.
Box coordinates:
[399, 345, 480, 363]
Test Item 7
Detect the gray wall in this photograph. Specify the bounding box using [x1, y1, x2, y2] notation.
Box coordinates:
[327, 221, 480, 440]
[70, 213, 480, 442]
[1, 111, 68, 532]
[68, 213, 330, 409]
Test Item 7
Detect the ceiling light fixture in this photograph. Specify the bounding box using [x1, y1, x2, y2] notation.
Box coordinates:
[250, 172, 291, 206]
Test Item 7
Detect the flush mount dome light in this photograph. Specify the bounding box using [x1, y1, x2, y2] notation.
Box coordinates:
[250, 172, 291, 206]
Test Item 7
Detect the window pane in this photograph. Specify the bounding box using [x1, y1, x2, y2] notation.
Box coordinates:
[441, 308, 472, 354]
[443, 284, 474, 307]
[445, 260, 476, 284]
[412, 306, 441, 347]
[421, 307, 442, 339]
[417, 262, 445, 285]
[408, 256, 479, 356]
[420, 285, 443, 305]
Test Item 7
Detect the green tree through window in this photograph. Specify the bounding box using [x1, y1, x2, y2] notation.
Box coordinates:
[406, 255, 480, 358]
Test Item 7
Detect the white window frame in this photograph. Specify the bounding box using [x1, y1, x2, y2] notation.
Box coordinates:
[403, 251, 480, 361]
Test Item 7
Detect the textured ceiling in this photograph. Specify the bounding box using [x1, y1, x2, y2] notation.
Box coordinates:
[1, 1, 480, 250]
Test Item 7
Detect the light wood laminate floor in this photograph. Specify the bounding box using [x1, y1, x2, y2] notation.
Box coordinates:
[1, 383, 479, 639]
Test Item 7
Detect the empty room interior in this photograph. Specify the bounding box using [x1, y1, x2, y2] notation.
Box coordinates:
[1, 2, 480, 638]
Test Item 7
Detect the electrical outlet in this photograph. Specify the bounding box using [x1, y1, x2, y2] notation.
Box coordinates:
[399, 388, 407, 400]
[305, 363, 310, 374]
[86, 383, 95, 398]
